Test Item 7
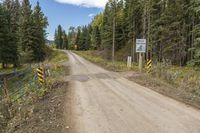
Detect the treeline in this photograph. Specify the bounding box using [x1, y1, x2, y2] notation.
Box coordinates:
[0, 0, 48, 68]
[54, 25, 68, 49]
[60, 0, 200, 66]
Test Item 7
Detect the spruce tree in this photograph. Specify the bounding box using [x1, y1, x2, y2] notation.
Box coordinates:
[115, 0, 126, 51]
[85, 25, 92, 50]
[0, 1, 19, 67]
[92, 26, 101, 50]
[0, 4, 8, 68]
[57, 25, 63, 49]
[54, 29, 59, 49]
[75, 27, 81, 50]
[68, 26, 76, 48]
[188, 0, 200, 66]
[65, 0, 200, 65]
[62, 30, 68, 49]
[124, 0, 143, 62]
[31, 1, 48, 62]
[101, 2, 113, 59]
[20, 0, 33, 53]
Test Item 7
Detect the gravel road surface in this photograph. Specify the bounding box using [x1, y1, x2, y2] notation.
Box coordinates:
[64, 51, 200, 133]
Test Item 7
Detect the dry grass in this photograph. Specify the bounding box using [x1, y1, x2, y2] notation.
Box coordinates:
[46, 50, 68, 64]
[148, 64, 200, 108]
[75, 50, 138, 72]
[75, 50, 200, 109]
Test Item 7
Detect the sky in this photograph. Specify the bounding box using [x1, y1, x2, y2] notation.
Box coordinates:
[30, 0, 108, 40]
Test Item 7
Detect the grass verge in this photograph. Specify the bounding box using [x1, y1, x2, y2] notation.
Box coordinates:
[75, 50, 200, 109]
[74, 50, 138, 72]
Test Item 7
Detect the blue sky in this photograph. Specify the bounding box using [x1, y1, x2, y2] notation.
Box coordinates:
[30, 0, 107, 40]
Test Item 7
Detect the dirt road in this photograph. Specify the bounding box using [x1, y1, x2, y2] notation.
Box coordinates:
[64, 51, 200, 133]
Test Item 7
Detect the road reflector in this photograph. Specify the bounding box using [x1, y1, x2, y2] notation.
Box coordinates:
[145, 59, 153, 73]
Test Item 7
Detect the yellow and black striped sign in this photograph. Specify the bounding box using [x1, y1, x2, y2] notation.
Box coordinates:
[145, 59, 152, 73]
[37, 67, 45, 84]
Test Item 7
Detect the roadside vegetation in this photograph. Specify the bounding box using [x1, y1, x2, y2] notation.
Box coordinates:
[75, 50, 200, 109]
[0, 0, 48, 70]
[52, 0, 200, 110]
[133, 63, 200, 109]
[74, 50, 138, 72]
[60, 0, 200, 68]
[0, 0, 71, 132]
[0, 50, 69, 133]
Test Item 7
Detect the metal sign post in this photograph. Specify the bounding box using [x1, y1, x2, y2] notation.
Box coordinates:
[136, 39, 146, 72]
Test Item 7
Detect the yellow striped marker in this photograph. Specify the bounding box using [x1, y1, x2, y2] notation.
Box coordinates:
[37, 68, 45, 84]
[145, 59, 153, 73]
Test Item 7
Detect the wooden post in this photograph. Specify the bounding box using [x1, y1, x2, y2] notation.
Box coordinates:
[127, 56, 132, 70]
[112, 17, 115, 63]
[139, 53, 143, 73]
[3, 77, 9, 100]
[132, 20, 135, 63]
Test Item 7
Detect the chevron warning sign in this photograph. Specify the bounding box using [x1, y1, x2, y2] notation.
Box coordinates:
[37, 67, 45, 84]
[145, 59, 152, 73]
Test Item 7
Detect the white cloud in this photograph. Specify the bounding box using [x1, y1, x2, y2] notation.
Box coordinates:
[88, 13, 95, 17]
[54, 0, 108, 8]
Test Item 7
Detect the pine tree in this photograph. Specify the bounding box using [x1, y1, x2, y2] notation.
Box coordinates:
[101, 2, 113, 59]
[124, 0, 143, 62]
[31, 1, 48, 62]
[57, 25, 63, 49]
[148, 0, 165, 62]
[75, 26, 81, 50]
[62, 30, 68, 49]
[78, 26, 87, 50]
[90, 13, 103, 50]
[115, 0, 126, 51]
[54, 29, 59, 49]
[75, 26, 91, 50]
[68, 26, 76, 48]
[66, 0, 200, 66]
[20, 0, 34, 53]
[92, 26, 101, 50]
[0, 0, 19, 67]
[0, 4, 9, 68]
[86, 25, 92, 50]
[188, 0, 200, 66]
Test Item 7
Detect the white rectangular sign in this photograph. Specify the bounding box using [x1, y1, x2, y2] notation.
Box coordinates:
[136, 39, 146, 53]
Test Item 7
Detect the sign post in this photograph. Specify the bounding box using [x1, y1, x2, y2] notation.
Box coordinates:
[136, 39, 146, 72]
[127, 56, 132, 69]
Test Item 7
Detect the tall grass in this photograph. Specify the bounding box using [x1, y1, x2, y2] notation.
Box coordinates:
[75, 50, 138, 72]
